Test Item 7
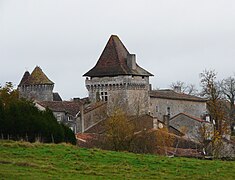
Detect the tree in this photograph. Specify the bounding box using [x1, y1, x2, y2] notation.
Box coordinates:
[104, 109, 134, 151]
[170, 81, 198, 95]
[200, 70, 225, 132]
[0, 82, 19, 107]
[0, 82, 76, 144]
[219, 76, 235, 131]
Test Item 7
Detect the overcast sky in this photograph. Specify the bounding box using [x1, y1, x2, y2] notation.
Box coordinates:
[1, 0, 235, 100]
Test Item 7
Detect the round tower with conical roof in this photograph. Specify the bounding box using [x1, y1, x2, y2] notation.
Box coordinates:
[18, 66, 54, 101]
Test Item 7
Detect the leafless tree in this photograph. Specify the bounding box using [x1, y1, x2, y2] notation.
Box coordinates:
[200, 70, 227, 135]
[219, 75, 235, 131]
[170, 81, 198, 95]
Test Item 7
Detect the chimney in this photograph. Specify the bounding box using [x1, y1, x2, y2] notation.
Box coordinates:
[163, 115, 170, 131]
[127, 54, 137, 70]
[80, 103, 85, 133]
[173, 86, 181, 93]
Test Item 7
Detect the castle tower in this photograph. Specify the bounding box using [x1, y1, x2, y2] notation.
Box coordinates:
[84, 35, 153, 115]
[18, 66, 54, 101]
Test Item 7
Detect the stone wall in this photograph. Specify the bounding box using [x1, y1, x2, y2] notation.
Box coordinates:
[170, 115, 204, 142]
[19, 84, 54, 101]
[76, 103, 108, 133]
[150, 98, 207, 120]
[85, 75, 150, 115]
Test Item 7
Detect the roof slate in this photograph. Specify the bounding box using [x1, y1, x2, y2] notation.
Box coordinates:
[83, 35, 153, 77]
[19, 66, 54, 86]
[38, 101, 82, 117]
[170, 113, 206, 123]
[19, 71, 30, 86]
[150, 89, 207, 102]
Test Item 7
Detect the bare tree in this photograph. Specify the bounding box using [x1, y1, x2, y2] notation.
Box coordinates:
[200, 70, 221, 99]
[200, 70, 227, 135]
[219, 76, 235, 131]
[170, 81, 198, 95]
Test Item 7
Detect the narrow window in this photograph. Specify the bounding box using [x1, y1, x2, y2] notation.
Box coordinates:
[167, 107, 170, 116]
[156, 106, 158, 112]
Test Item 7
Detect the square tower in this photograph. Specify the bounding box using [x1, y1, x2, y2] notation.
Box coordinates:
[84, 35, 153, 115]
[18, 66, 54, 101]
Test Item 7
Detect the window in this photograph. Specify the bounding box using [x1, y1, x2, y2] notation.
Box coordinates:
[56, 115, 62, 122]
[68, 116, 73, 121]
[167, 107, 170, 116]
[155, 106, 158, 112]
[100, 91, 108, 102]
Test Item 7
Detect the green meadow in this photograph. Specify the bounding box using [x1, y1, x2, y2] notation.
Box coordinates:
[0, 140, 234, 179]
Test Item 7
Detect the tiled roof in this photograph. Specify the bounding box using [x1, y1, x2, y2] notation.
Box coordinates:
[84, 101, 107, 114]
[150, 89, 207, 102]
[38, 101, 106, 117]
[83, 35, 153, 77]
[170, 113, 206, 123]
[38, 101, 82, 117]
[19, 66, 54, 86]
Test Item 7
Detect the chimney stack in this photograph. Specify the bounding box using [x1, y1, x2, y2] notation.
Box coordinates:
[163, 115, 170, 131]
[173, 86, 181, 93]
[80, 103, 85, 133]
[127, 54, 137, 70]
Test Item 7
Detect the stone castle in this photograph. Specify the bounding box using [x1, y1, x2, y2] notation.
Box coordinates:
[18, 35, 209, 139]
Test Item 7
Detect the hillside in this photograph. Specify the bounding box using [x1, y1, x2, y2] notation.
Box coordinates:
[0, 140, 234, 179]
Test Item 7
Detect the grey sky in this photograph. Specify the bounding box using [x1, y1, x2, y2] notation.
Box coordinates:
[1, 0, 235, 100]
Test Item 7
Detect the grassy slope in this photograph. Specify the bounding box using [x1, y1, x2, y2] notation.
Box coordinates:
[0, 140, 234, 179]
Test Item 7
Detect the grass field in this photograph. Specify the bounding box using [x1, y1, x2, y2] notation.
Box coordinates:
[0, 140, 234, 179]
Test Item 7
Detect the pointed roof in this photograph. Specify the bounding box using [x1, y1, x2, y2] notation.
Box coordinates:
[83, 35, 153, 77]
[19, 71, 30, 86]
[19, 66, 54, 86]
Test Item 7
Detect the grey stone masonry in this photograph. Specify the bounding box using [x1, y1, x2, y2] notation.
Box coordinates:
[85, 75, 150, 115]
[19, 84, 54, 101]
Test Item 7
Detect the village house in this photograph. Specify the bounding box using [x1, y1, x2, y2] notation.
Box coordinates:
[149, 89, 208, 121]
[35, 101, 107, 133]
[169, 113, 213, 143]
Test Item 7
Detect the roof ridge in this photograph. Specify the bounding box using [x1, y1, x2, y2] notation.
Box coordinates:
[26, 66, 54, 85]
[112, 35, 129, 74]
[171, 112, 205, 123]
[83, 35, 152, 77]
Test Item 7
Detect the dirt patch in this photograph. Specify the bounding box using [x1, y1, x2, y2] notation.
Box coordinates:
[15, 162, 38, 168]
[0, 160, 12, 164]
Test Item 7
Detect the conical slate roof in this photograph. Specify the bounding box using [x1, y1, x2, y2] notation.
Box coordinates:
[83, 35, 153, 77]
[19, 66, 54, 86]
[19, 71, 30, 86]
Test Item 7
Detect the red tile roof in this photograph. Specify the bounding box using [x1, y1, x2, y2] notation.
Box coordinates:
[83, 35, 153, 77]
[150, 89, 207, 102]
